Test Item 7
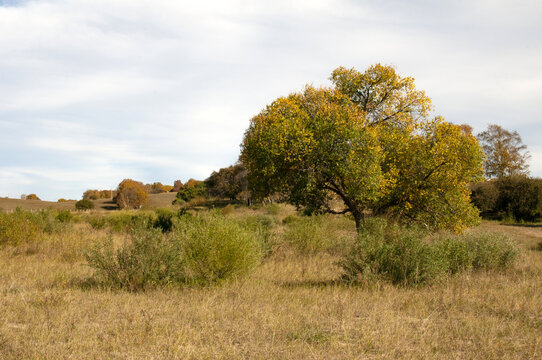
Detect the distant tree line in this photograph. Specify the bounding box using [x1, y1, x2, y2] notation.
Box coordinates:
[470, 124, 540, 222]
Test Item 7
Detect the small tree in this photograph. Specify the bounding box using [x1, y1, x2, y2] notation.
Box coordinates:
[75, 199, 95, 210]
[115, 179, 149, 209]
[477, 124, 530, 179]
[205, 163, 248, 200]
[173, 180, 184, 192]
[26, 194, 40, 201]
[175, 181, 206, 203]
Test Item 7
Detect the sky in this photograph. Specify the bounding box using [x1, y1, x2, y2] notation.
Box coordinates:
[1, 0, 541, 201]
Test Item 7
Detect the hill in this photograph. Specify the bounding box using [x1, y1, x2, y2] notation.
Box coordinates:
[0, 192, 179, 212]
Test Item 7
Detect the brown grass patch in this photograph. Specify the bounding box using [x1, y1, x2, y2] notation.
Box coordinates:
[0, 215, 540, 359]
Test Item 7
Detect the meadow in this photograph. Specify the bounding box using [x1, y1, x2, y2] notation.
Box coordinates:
[0, 201, 540, 359]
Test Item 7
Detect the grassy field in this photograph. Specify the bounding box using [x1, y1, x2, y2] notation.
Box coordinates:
[0, 205, 540, 359]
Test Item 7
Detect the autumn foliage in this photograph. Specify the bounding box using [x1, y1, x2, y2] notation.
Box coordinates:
[25, 194, 40, 201]
[241, 64, 484, 231]
[115, 179, 149, 209]
[83, 189, 114, 200]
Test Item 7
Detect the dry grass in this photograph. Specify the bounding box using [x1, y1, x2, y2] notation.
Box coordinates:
[0, 192, 178, 212]
[0, 197, 76, 211]
[0, 216, 540, 359]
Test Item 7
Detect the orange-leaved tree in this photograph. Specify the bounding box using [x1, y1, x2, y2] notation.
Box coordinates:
[115, 179, 148, 209]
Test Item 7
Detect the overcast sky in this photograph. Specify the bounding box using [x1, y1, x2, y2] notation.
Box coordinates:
[1, 0, 541, 201]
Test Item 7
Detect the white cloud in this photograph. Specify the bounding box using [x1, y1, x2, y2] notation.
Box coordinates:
[0, 0, 541, 200]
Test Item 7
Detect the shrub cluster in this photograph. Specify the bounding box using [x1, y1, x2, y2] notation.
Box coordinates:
[471, 176, 542, 222]
[173, 180, 206, 204]
[75, 199, 95, 210]
[85, 213, 264, 290]
[86, 211, 156, 232]
[282, 214, 355, 256]
[341, 218, 518, 286]
[0, 208, 72, 246]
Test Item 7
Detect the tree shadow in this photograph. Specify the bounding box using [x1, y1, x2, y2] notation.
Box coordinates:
[275, 279, 343, 289]
[501, 223, 542, 228]
[99, 200, 118, 211]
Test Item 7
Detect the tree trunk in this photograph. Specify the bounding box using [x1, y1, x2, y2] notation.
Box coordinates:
[352, 209, 364, 233]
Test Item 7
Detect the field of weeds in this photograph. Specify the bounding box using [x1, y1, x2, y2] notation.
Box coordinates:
[0, 204, 540, 359]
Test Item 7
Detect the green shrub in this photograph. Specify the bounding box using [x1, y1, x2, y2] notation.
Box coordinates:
[55, 210, 73, 223]
[434, 236, 472, 274]
[86, 214, 107, 229]
[108, 212, 155, 232]
[0, 209, 42, 246]
[342, 218, 519, 286]
[342, 219, 445, 286]
[84, 211, 155, 233]
[86, 213, 263, 290]
[75, 199, 94, 210]
[464, 232, 518, 270]
[175, 183, 206, 203]
[85, 229, 184, 291]
[176, 214, 263, 285]
[153, 208, 175, 232]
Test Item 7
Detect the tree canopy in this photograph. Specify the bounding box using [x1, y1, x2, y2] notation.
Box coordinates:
[115, 179, 149, 209]
[205, 163, 248, 200]
[477, 124, 530, 179]
[241, 64, 484, 232]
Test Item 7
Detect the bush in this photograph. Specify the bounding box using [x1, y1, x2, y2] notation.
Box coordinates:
[86, 213, 263, 290]
[86, 229, 184, 291]
[176, 214, 263, 285]
[0, 208, 72, 247]
[153, 208, 175, 232]
[55, 210, 73, 223]
[86, 213, 107, 229]
[75, 199, 94, 210]
[463, 232, 518, 270]
[342, 219, 444, 286]
[0, 208, 42, 246]
[342, 218, 519, 286]
[175, 184, 206, 203]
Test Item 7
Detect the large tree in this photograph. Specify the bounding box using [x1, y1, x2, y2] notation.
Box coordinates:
[241, 64, 484, 232]
[477, 124, 530, 179]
